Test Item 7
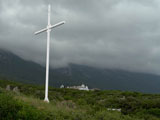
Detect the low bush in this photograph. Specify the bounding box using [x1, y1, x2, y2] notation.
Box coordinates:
[0, 92, 45, 120]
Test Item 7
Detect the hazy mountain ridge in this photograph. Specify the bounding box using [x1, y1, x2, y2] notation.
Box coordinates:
[0, 49, 160, 93]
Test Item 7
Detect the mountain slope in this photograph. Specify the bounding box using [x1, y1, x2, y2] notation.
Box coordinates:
[0, 49, 160, 93]
[0, 49, 75, 86]
[69, 64, 160, 93]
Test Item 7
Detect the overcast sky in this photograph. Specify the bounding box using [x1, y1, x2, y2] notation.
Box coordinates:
[1, 0, 160, 75]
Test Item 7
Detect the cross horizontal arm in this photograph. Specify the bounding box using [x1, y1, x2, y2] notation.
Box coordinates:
[49, 21, 65, 29]
[34, 28, 48, 35]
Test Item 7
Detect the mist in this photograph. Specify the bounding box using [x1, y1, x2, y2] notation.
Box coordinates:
[1, 0, 160, 75]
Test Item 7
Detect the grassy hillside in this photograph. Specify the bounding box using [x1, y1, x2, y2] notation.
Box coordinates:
[0, 78, 160, 120]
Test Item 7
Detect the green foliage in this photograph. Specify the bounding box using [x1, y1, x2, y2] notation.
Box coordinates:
[0, 92, 21, 119]
[0, 92, 45, 120]
[0, 78, 160, 120]
[146, 108, 160, 117]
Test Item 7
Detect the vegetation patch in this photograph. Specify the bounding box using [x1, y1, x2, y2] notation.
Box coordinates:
[0, 78, 160, 120]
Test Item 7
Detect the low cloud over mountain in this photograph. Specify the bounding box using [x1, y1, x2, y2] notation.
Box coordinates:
[1, 0, 160, 75]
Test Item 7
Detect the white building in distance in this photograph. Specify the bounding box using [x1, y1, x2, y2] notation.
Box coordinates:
[60, 84, 89, 91]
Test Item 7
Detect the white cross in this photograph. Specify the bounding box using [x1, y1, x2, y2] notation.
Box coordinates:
[34, 4, 65, 102]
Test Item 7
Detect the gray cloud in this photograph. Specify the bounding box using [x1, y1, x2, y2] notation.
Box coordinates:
[1, 0, 160, 75]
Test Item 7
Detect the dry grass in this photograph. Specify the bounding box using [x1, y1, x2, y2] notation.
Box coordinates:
[14, 94, 85, 114]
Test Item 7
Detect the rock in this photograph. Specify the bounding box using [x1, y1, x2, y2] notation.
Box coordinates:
[107, 108, 121, 112]
[13, 86, 20, 94]
[120, 96, 126, 100]
[6, 85, 10, 91]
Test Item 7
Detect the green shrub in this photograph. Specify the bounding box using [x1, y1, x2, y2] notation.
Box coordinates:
[0, 92, 45, 120]
[147, 108, 160, 117]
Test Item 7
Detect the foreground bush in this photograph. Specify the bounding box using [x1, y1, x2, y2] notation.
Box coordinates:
[0, 92, 45, 120]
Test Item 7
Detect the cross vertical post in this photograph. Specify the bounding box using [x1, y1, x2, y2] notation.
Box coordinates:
[44, 5, 51, 102]
[34, 4, 65, 103]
